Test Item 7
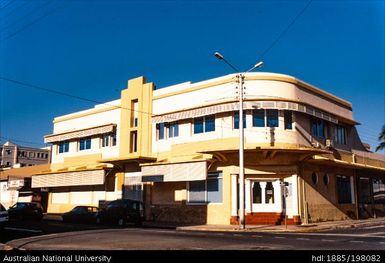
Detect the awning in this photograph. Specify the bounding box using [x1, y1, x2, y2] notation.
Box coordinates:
[141, 161, 207, 182]
[309, 155, 385, 172]
[44, 124, 116, 143]
[32, 169, 105, 188]
[152, 101, 339, 124]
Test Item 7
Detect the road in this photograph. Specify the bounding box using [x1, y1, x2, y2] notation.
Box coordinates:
[2, 220, 385, 250]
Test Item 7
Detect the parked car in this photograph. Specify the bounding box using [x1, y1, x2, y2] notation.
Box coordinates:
[62, 206, 99, 224]
[96, 199, 144, 226]
[8, 202, 43, 221]
[0, 204, 9, 229]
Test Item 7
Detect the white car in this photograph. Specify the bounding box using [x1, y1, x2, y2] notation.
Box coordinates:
[0, 203, 9, 229]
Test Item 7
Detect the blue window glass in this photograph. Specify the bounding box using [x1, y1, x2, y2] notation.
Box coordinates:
[157, 123, 165, 140]
[79, 137, 91, 151]
[311, 119, 325, 138]
[317, 120, 325, 138]
[252, 109, 265, 127]
[284, 111, 293, 130]
[205, 115, 215, 132]
[188, 181, 206, 203]
[194, 117, 204, 134]
[266, 110, 278, 127]
[168, 122, 179, 138]
[234, 112, 246, 129]
[58, 141, 69, 153]
[207, 172, 223, 203]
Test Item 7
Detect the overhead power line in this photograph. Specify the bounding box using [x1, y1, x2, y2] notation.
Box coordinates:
[1, 76, 382, 142]
[2, 0, 69, 41]
[257, 0, 313, 60]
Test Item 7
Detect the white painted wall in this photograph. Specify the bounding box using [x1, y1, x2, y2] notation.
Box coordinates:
[50, 101, 121, 164]
[153, 73, 353, 120]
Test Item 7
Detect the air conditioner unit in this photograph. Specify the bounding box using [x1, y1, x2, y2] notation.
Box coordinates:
[325, 138, 334, 148]
[311, 141, 320, 148]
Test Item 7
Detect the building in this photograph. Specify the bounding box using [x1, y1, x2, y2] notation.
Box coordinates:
[0, 164, 50, 209]
[0, 141, 51, 168]
[32, 73, 385, 224]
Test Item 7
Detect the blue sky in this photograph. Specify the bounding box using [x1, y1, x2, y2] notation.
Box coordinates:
[0, 0, 384, 152]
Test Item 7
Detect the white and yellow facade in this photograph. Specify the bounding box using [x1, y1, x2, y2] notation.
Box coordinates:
[34, 73, 385, 224]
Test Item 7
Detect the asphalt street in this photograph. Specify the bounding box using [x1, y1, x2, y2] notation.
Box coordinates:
[3, 222, 385, 250]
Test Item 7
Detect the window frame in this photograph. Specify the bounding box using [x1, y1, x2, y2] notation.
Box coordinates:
[156, 123, 166, 140]
[193, 115, 216, 134]
[187, 172, 223, 204]
[335, 125, 347, 145]
[233, 111, 247, 129]
[284, 110, 293, 130]
[58, 141, 70, 154]
[79, 137, 92, 151]
[168, 122, 179, 138]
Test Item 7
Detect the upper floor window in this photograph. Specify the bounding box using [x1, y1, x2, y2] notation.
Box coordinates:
[311, 119, 325, 138]
[156, 123, 165, 140]
[102, 134, 110, 147]
[284, 111, 293, 130]
[111, 132, 117, 146]
[252, 109, 265, 127]
[168, 122, 179, 138]
[131, 99, 138, 127]
[234, 112, 246, 129]
[58, 141, 69, 153]
[266, 109, 279, 128]
[194, 115, 215, 134]
[335, 125, 347, 145]
[79, 137, 91, 151]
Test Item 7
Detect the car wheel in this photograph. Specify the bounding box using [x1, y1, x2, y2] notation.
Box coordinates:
[117, 218, 125, 227]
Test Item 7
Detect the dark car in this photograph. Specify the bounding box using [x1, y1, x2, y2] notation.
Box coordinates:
[0, 204, 9, 229]
[8, 202, 43, 221]
[96, 199, 144, 226]
[62, 206, 99, 224]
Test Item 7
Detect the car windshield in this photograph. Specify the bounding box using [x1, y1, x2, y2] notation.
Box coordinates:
[14, 203, 29, 208]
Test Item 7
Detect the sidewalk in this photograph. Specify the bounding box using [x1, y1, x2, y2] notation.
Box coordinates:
[175, 217, 385, 233]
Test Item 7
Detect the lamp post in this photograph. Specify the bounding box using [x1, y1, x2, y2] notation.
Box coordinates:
[214, 52, 263, 230]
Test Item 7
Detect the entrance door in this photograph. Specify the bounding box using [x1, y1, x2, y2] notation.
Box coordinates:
[251, 180, 282, 213]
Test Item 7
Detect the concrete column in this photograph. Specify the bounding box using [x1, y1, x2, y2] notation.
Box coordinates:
[245, 180, 251, 213]
[350, 176, 355, 204]
[291, 174, 299, 216]
[260, 182, 267, 204]
[231, 174, 238, 216]
[273, 180, 282, 212]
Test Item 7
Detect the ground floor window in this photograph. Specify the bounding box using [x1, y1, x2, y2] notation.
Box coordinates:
[265, 182, 275, 204]
[188, 172, 223, 204]
[252, 182, 262, 204]
[373, 178, 385, 204]
[337, 175, 352, 204]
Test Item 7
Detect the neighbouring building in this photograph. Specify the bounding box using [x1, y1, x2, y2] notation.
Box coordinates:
[0, 141, 51, 168]
[32, 73, 385, 224]
[0, 164, 50, 210]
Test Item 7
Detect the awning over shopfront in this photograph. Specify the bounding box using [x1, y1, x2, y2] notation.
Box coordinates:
[141, 161, 207, 182]
[32, 169, 106, 188]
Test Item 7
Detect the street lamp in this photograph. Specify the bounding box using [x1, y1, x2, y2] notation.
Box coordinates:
[214, 52, 263, 230]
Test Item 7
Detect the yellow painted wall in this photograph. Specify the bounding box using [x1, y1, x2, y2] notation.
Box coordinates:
[120, 76, 154, 158]
[206, 165, 232, 225]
